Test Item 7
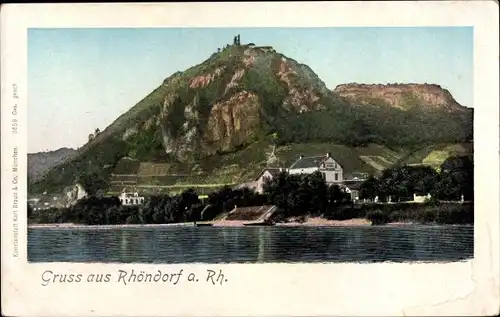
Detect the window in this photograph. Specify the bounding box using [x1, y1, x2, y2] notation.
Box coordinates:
[334, 163, 337, 169]
[322, 172, 326, 180]
[335, 173, 338, 181]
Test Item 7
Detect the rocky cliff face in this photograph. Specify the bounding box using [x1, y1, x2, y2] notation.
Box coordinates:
[106, 43, 336, 162]
[334, 83, 468, 111]
[201, 90, 261, 154]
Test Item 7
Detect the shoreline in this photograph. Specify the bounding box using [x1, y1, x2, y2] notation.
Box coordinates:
[27, 217, 431, 229]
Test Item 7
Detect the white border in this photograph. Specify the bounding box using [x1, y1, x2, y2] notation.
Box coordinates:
[1, 2, 499, 316]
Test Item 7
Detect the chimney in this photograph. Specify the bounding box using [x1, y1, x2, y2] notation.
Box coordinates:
[326, 152, 331, 158]
[299, 155, 304, 160]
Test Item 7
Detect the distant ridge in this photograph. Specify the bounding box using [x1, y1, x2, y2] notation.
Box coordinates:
[333, 83, 470, 110]
[28, 147, 77, 183]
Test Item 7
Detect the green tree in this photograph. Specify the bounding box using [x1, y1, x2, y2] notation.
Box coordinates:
[78, 172, 108, 197]
[359, 176, 380, 200]
[409, 165, 439, 195]
[263, 171, 295, 216]
[27, 202, 34, 219]
[433, 156, 473, 201]
[307, 171, 328, 215]
[289, 177, 313, 216]
[432, 173, 461, 201]
[328, 184, 346, 204]
[378, 167, 411, 202]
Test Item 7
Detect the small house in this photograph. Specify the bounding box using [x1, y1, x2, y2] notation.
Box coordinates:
[253, 168, 286, 194]
[340, 180, 364, 202]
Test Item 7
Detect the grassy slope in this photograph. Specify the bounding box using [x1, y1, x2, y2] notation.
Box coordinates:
[206, 141, 472, 183]
[396, 143, 473, 169]
[106, 140, 472, 198]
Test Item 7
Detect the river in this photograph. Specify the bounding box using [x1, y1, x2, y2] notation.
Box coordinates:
[28, 225, 473, 263]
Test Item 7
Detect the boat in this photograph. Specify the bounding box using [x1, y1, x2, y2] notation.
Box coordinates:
[242, 221, 275, 227]
[195, 222, 213, 227]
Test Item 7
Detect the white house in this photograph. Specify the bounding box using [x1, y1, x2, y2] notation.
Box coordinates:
[119, 192, 145, 206]
[288, 153, 343, 184]
[253, 168, 286, 194]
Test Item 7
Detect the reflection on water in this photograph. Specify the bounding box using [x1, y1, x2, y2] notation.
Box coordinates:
[28, 225, 473, 263]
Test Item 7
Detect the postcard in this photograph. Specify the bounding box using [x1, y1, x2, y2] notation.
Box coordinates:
[1, 2, 499, 316]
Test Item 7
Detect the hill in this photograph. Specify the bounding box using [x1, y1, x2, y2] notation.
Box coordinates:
[29, 37, 473, 194]
[28, 147, 76, 184]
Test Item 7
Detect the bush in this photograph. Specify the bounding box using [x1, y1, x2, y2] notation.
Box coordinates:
[418, 209, 437, 224]
[435, 203, 473, 224]
[200, 205, 222, 221]
[366, 209, 390, 225]
[388, 210, 405, 222]
[297, 215, 307, 223]
[29, 207, 67, 224]
[326, 205, 360, 220]
[271, 210, 288, 223]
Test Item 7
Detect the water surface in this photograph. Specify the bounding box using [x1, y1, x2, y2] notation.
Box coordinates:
[28, 225, 474, 263]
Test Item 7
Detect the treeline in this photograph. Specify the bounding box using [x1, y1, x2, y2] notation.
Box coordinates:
[28, 172, 351, 225]
[358, 155, 473, 202]
[29, 187, 265, 226]
[364, 202, 473, 225]
[28, 197, 473, 227]
[29, 156, 473, 226]
[29, 190, 202, 226]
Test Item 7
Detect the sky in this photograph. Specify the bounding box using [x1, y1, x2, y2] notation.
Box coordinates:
[28, 27, 473, 153]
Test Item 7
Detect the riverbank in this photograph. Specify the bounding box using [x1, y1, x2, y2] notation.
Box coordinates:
[28, 201, 473, 228]
[275, 217, 373, 226]
[29, 217, 424, 229]
[28, 222, 196, 229]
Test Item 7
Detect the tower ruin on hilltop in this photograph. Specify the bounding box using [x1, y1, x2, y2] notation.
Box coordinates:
[233, 34, 241, 45]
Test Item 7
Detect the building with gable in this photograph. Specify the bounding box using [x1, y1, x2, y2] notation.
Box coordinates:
[238, 153, 370, 198]
[288, 153, 343, 184]
[119, 192, 145, 206]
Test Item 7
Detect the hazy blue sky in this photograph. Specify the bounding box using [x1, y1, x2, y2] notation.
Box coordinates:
[28, 27, 473, 153]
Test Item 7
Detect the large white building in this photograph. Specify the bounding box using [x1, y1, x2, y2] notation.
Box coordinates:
[288, 153, 343, 184]
[246, 153, 370, 196]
